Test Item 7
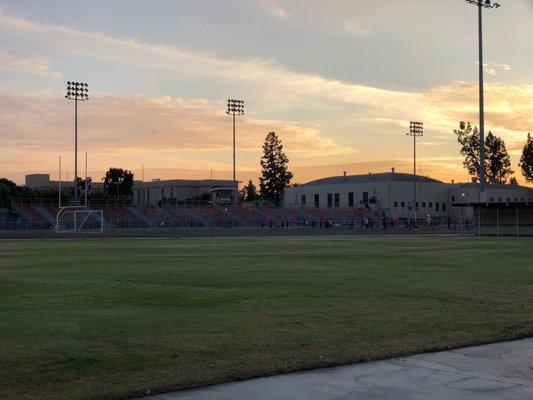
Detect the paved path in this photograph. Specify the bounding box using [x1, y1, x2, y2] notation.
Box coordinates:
[139, 338, 533, 400]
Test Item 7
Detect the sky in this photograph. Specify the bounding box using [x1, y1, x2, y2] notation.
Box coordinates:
[0, 0, 532, 186]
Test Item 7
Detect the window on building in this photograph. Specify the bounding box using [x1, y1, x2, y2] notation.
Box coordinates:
[363, 191, 369, 204]
[327, 193, 333, 208]
[401, 201, 405, 208]
[301, 194, 306, 206]
[334, 193, 340, 207]
[314, 194, 319, 207]
[348, 192, 354, 207]
[442, 203, 447, 212]
[490, 197, 494, 202]
[161, 188, 165, 198]
[422, 202, 426, 208]
[436, 202, 440, 212]
[170, 187, 174, 199]
[451, 196, 455, 202]
[429, 202, 433, 208]
[393, 201, 398, 208]
[416, 201, 419, 208]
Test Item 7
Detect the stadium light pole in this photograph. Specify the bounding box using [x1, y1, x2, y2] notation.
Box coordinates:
[465, 0, 501, 202]
[226, 99, 244, 203]
[407, 121, 423, 226]
[65, 81, 89, 204]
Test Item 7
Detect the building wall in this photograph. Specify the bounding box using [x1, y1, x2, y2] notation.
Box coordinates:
[132, 179, 237, 205]
[285, 179, 451, 219]
[284, 173, 533, 221]
[25, 174, 51, 188]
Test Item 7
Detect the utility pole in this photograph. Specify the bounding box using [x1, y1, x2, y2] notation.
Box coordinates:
[465, 0, 501, 202]
[407, 121, 423, 226]
[65, 81, 89, 204]
[226, 99, 244, 204]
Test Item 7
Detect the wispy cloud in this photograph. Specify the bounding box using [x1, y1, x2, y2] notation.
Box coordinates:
[0, 9, 419, 115]
[257, 0, 288, 19]
[422, 81, 533, 135]
[0, 50, 61, 78]
[341, 20, 370, 36]
[0, 89, 358, 156]
[476, 61, 512, 76]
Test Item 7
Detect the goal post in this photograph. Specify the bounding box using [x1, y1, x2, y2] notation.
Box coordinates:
[55, 207, 104, 233]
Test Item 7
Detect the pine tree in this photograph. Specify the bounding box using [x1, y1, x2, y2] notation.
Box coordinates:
[259, 132, 293, 204]
[519, 133, 533, 183]
[454, 122, 513, 184]
[242, 180, 257, 201]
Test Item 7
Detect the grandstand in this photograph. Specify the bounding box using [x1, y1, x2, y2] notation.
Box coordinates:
[8, 198, 385, 231]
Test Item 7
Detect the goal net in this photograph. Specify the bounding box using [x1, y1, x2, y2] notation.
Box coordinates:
[55, 207, 104, 233]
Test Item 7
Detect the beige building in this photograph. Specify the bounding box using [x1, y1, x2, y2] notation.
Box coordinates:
[132, 179, 237, 205]
[284, 171, 533, 221]
[25, 174, 104, 190]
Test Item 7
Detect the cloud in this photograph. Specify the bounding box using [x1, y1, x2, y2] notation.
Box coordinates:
[0, 10, 419, 115]
[0, 89, 357, 157]
[476, 61, 512, 76]
[341, 20, 370, 36]
[0, 50, 61, 78]
[422, 81, 533, 134]
[257, 0, 288, 19]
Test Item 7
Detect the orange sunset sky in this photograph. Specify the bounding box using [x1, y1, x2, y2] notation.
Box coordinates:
[0, 1, 532, 186]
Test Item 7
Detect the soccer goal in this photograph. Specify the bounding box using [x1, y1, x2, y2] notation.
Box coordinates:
[54, 207, 104, 233]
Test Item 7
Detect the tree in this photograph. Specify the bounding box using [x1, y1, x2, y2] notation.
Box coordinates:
[75, 176, 93, 199]
[241, 180, 257, 202]
[0, 185, 10, 209]
[259, 132, 293, 204]
[519, 133, 533, 183]
[103, 168, 134, 198]
[485, 132, 513, 184]
[454, 122, 513, 184]
[0, 178, 32, 209]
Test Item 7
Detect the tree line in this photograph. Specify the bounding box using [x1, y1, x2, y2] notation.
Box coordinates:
[454, 122, 533, 184]
[0, 167, 135, 209]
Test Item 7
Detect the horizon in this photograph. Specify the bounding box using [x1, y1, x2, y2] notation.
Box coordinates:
[1, 1, 532, 187]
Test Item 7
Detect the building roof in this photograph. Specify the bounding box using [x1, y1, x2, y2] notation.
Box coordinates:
[301, 172, 443, 187]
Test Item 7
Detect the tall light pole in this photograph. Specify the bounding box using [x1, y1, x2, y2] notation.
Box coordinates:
[407, 121, 423, 226]
[65, 81, 89, 204]
[226, 99, 244, 203]
[465, 0, 501, 202]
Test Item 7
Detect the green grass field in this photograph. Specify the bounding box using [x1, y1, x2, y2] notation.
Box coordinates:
[1, 236, 532, 400]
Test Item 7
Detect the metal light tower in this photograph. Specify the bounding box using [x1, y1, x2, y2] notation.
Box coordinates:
[407, 121, 423, 226]
[465, 0, 501, 202]
[65, 81, 89, 204]
[226, 99, 244, 202]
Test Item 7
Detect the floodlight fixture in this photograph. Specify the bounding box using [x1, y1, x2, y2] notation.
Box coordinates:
[65, 81, 90, 204]
[226, 99, 245, 203]
[407, 121, 424, 226]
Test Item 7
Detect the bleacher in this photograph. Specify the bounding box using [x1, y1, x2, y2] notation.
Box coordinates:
[8, 200, 385, 230]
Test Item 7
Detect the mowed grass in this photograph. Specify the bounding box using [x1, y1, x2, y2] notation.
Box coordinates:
[1, 236, 532, 400]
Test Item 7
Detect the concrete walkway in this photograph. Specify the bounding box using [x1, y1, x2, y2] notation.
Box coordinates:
[139, 338, 533, 400]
